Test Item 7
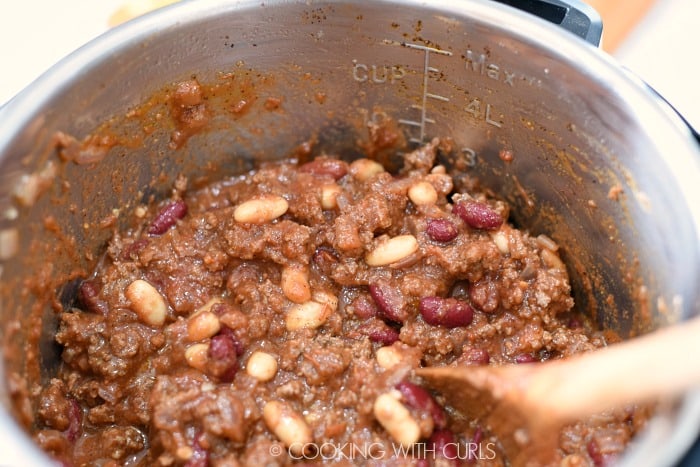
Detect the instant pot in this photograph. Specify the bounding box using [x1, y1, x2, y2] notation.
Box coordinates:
[1, 0, 699, 465]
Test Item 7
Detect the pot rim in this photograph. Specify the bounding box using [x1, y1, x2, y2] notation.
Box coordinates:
[1, 1, 699, 465]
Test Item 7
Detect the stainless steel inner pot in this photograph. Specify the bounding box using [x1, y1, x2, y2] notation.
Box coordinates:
[1, 0, 699, 465]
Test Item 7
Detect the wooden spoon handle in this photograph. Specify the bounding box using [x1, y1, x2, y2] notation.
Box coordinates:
[525, 314, 700, 421]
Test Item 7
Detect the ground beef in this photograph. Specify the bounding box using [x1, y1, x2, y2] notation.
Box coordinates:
[31, 140, 647, 466]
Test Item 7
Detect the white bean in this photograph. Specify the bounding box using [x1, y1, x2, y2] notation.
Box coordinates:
[365, 235, 419, 267]
[373, 391, 421, 446]
[184, 343, 209, 371]
[311, 290, 339, 311]
[175, 446, 194, 462]
[350, 158, 385, 181]
[408, 181, 438, 206]
[376, 346, 403, 369]
[491, 231, 510, 255]
[285, 300, 332, 331]
[263, 400, 313, 455]
[281, 265, 311, 304]
[321, 183, 341, 210]
[186, 311, 221, 342]
[234, 195, 288, 224]
[541, 248, 566, 272]
[536, 233, 559, 252]
[246, 351, 278, 382]
[0, 228, 19, 260]
[125, 279, 167, 326]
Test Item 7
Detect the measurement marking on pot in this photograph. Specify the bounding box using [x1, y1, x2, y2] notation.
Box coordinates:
[464, 49, 516, 87]
[352, 61, 407, 84]
[398, 43, 452, 144]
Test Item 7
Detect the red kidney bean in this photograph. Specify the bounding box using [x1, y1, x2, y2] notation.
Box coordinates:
[463, 348, 490, 365]
[350, 294, 378, 319]
[77, 279, 108, 315]
[426, 218, 458, 242]
[148, 199, 188, 235]
[369, 283, 408, 323]
[430, 429, 459, 463]
[184, 431, 210, 467]
[208, 332, 239, 382]
[514, 353, 537, 364]
[209, 333, 237, 360]
[587, 439, 619, 467]
[567, 315, 584, 329]
[299, 158, 348, 180]
[453, 200, 502, 230]
[469, 427, 484, 461]
[368, 327, 400, 345]
[419, 297, 474, 328]
[120, 238, 149, 261]
[357, 319, 400, 345]
[184, 449, 208, 467]
[217, 326, 245, 357]
[472, 426, 483, 445]
[396, 380, 447, 430]
[64, 399, 82, 443]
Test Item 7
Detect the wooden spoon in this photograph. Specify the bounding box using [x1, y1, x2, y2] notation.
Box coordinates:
[416, 315, 700, 466]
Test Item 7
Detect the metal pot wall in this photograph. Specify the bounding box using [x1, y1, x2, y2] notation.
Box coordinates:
[1, 0, 699, 465]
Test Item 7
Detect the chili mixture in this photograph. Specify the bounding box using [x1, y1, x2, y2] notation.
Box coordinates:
[30, 120, 647, 466]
